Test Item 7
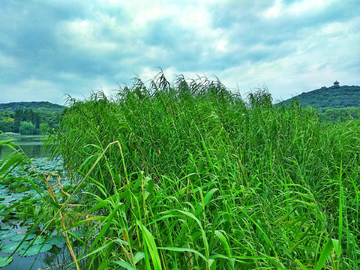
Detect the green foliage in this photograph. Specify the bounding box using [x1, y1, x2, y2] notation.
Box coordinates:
[40, 123, 50, 135]
[44, 72, 360, 269]
[10, 233, 37, 242]
[321, 107, 360, 122]
[0, 231, 17, 240]
[0, 102, 64, 134]
[277, 85, 360, 123]
[0, 140, 67, 267]
[1, 241, 30, 254]
[19, 121, 36, 135]
[0, 101, 65, 113]
[277, 85, 360, 109]
[18, 244, 53, 257]
[0, 118, 14, 133]
[0, 256, 13, 267]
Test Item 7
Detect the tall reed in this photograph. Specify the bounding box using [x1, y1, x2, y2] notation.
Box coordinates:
[45, 71, 360, 269]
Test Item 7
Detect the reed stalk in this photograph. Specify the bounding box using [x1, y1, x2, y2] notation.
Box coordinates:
[43, 71, 360, 269]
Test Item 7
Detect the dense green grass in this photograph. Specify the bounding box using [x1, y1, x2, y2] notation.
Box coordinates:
[45, 71, 360, 269]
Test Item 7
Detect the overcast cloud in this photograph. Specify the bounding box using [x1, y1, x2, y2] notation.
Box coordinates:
[1, 0, 359, 105]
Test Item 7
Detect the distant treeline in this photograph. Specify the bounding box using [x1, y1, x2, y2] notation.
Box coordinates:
[318, 107, 360, 122]
[276, 85, 360, 123]
[1, 88, 359, 135]
[0, 102, 65, 135]
[0, 101, 64, 113]
[277, 85, 360, 108]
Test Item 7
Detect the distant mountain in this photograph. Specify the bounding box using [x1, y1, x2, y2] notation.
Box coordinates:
[0, 101, 65, 113]
[276, 84, 360, 122]
[0, 101, 66, 134]
[276, 84, 360, 110]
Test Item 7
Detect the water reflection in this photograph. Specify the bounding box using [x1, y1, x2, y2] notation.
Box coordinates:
[40, 244, 96, 270]
[1, 237, 95, 270]
[0, 135, 51, 159]
[0, 136, 99, 270]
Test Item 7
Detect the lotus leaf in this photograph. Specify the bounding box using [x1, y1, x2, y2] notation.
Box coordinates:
[9, 183, 21, 189]
[48, 245, 61, 255]
[24, 218, 34, 225]
[15, 187, 31, 193]
[1, 241, 29, 254]
[0, 210, 10, 215]
[47, 236, 66, 245]
[0, 178, 11, 185]
[10, 233, 36, 242]
[10, 193, 23, 198]
[32, 194, 41, 199]
[18, 244, 53, 257]
[0, 190, 9, 195]
[0, 256, 13, 267]
[2, 197, 16, 203]
[72, 230, 85, 237]
[0, 225, 11, 230]
[31, 238, 45, 245]
[0, 232, 16, 240]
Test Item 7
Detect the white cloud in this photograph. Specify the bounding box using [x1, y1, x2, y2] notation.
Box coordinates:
[263, 0, 336, 19]
[216, 40, 229, 52]
[287, 0, 334, 15]
[58, 19, 118, 53]
[179, 6, 210, 28]
[0, 0, 359, 105]
[1, 79, 64, 104]
[0, 54, 20, 70]
[133, 6, 170, 27]
[263, 0, 282, 19]
[321, 21, 349, 35]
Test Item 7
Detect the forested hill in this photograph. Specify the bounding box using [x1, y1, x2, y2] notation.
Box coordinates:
[277, 85, 360, 110]
[0, 101, 66, 135]
[0, 101, 65, 113]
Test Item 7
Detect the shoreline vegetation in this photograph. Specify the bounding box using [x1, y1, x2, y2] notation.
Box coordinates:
[0, 101, 64, 136]
[0, 133, 46, 138]
[1, 71, 360, 269]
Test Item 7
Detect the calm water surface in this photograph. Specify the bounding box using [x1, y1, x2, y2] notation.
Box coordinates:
[0, 135, 82, 270]
[0, 135, 51, 160]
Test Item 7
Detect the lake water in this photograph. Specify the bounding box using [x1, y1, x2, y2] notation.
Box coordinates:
[0, 135, 51, 160]
[0, 135, 86, 270]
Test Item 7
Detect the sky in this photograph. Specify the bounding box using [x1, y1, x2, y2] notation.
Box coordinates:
[0, 0, 359, 105]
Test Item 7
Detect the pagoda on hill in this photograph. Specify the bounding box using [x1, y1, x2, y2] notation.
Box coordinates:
[333, 80, 340, 88]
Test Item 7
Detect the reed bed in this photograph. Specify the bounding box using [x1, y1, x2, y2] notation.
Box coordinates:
[45, 71, 360, 269]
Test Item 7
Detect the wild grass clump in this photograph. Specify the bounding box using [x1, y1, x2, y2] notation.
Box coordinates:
[46, 71, 360, 269]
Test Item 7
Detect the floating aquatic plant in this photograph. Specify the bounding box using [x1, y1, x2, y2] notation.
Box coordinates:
[47, 235, 66, 245]
[0, 231, 16, 240]
[2, 197, 16, 203]
[10, 233, 36, 242]
[9, 182, 21, 189]
[31, 238, 45, 245]
[14, 186, 31, 193]
[24, 218, 34, 225]
[18, 244, 53, 257]
[0, 256, 13, 267]
[1, 241, 29, 254]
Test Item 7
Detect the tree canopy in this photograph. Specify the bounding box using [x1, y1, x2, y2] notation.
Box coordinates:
[0, 102, 65, 134]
